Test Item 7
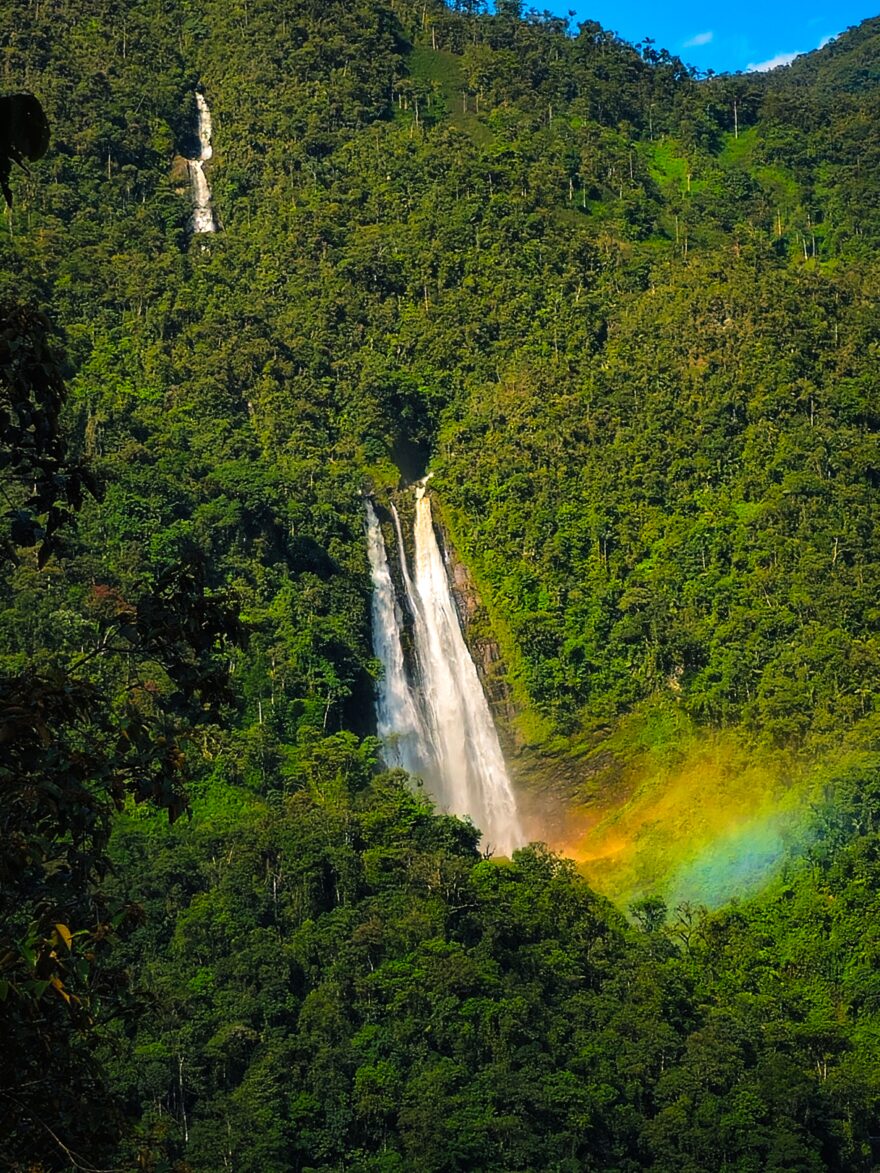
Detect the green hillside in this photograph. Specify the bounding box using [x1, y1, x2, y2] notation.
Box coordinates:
[4, 1, 880, 1167]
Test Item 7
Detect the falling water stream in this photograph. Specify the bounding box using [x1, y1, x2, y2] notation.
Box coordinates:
[364, 499, 432, 777]
[188, 91, 215, 234]
[365, 485, 523, 855]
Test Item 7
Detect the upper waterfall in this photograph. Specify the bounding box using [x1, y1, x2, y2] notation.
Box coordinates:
[188, 91, 215, 234]
[365, 485, 524, 857]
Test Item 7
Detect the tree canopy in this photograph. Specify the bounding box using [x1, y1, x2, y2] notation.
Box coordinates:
[3, 0, 880, 1166]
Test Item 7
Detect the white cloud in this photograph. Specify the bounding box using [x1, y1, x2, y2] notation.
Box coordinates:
[747, 50, 799, 72]
[747, 31, 838, 72]
[683, 30, 714, 48]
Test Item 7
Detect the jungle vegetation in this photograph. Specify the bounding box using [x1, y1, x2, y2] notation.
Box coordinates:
[3, 1, 880, 1168]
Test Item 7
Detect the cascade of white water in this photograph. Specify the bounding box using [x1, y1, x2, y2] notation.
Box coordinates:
[188, 91, 216, 234]
[366, 487, 524, 854]
[364, 500, 431, 776]
[409, 483, 523, 855]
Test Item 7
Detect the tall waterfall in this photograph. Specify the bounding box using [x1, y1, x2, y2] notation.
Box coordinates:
[366, 486, 523, 856]
[364, 500, 431, 777]
[188, 91, 215, 234]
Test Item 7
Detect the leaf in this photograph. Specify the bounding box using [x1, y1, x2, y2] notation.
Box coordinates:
[9, 510, 42, 547]
[49, 975, 71, 1004]
[18, 941, 36, 967]
[54, 923, 72, 950]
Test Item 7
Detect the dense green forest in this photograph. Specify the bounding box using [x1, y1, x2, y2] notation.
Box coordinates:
[4, 0, 880, 1168]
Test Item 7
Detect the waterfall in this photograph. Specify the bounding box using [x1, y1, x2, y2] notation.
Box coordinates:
[365, 487, 524, 856]
[364, 500, 432, 777]
[187, 91, 215, 234]
[411, 483, 522, 855]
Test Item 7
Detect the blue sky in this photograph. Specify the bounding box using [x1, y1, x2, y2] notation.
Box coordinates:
[558, 2, 877, 73]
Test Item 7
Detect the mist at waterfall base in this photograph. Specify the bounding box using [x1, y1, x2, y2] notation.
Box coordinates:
[365, 490, 523, 857]
[561, 724, 821, 908]
[665, 810, 796, 908]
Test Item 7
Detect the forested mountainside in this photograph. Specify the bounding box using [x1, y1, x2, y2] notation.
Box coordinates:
[5, 1, 880, 1169]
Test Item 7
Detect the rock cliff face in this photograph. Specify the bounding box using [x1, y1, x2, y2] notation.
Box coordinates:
[430, 512, 517, 729]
